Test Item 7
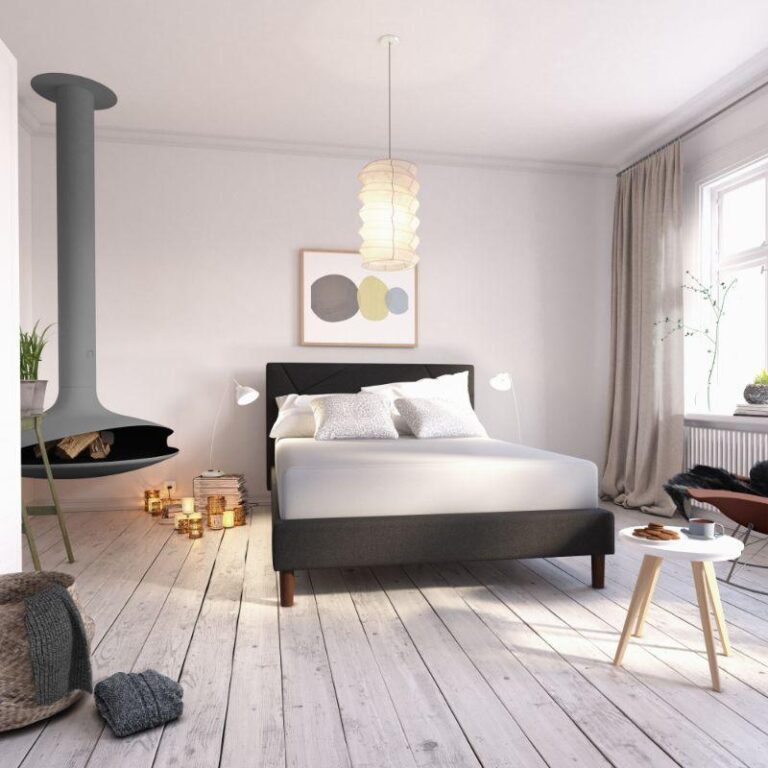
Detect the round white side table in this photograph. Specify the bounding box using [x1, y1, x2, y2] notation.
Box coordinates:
[613, 526, 744, 691]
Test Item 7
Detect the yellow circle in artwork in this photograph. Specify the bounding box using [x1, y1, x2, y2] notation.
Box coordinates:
[357, 276, 390, 321]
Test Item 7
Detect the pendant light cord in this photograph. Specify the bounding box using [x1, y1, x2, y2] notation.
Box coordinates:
[387, 40, 392, 160]
[387, 39, 395, 262]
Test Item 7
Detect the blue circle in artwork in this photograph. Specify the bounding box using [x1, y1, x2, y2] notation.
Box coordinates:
[385, 287, 409, 315]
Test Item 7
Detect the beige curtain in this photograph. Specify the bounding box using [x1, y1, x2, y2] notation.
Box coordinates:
[601, 142, 684, 516]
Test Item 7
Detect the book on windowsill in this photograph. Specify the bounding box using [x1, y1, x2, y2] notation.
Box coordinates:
[734, 403, 768, 417]
[193, 473, 247, 515]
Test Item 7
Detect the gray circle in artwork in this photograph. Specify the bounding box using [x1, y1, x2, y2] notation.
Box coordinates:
[311, 274, 359, 322]
[385, 287, 409, 315]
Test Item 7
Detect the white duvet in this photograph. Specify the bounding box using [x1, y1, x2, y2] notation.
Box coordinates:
[275, 437, 598, 520]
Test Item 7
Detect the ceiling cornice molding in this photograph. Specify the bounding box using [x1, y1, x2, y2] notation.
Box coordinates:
[26, 119, 616, 177]
[618, 47, 768, 168]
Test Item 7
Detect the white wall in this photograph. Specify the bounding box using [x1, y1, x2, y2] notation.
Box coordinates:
[0, 37, 20, 573]
[22, 134, 614, 505]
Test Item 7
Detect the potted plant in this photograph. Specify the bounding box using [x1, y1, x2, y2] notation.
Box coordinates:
[20, 321, 52, 416]
[745, 369, 768, 405]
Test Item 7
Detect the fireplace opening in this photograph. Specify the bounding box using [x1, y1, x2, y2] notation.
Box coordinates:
[22, 426, 178, 479]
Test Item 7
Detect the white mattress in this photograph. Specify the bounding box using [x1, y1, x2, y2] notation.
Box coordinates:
[275, 437, 598, 520]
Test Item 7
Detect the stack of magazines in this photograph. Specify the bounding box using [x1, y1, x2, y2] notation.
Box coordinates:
[193, 474, 247, 514]
[734, 403, 768, 417]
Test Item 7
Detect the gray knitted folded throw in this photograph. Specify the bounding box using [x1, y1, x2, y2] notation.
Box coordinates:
[23, 583, 93, 705]
[94, 670, 183, 737]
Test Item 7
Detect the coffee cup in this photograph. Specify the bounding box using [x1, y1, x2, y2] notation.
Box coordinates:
[687, 518, 724, 539]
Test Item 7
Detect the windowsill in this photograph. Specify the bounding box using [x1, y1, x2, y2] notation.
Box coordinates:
[685, 412, 768, 433]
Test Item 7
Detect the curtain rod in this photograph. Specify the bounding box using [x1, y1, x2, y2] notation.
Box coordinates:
[617, 77, 768, 176]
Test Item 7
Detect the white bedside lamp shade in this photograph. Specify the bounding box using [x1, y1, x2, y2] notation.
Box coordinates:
[490, 372, 512, 392]
[236, 383, 259, 406]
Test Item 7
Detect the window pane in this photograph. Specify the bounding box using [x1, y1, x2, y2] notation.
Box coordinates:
[720, 179, 766, 256]
[713, 264, 766, 411]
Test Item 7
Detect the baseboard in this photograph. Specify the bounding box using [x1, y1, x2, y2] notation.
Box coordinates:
[26, 494, 271, 513]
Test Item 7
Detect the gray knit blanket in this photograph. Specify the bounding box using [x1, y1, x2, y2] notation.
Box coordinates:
[94, 670, 183, 737]
[23, 583, 92, 705]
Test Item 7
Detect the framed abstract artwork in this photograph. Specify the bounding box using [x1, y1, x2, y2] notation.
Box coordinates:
[300, 249, 418, 347]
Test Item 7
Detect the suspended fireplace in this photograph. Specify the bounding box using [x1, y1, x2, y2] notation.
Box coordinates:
[21, 74, 178, 479]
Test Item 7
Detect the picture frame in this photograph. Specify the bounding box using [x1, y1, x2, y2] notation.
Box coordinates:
[300, 249, 418, 347]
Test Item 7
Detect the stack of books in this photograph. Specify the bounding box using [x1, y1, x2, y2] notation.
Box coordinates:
[734, 403, 768, 417]
[193, 474, 247, 514]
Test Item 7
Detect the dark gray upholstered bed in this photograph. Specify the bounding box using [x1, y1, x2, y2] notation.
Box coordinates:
[268, 362, 614, 606]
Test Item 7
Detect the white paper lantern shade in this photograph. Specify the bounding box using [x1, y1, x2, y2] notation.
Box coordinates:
[359, 159, 420, 271]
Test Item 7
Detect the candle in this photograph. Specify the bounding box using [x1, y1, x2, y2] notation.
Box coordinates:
[144, 489, 160, 512]
[182, 497, 195, 515]
[222, 509, 235, 528]
[148, 497, 163, 516]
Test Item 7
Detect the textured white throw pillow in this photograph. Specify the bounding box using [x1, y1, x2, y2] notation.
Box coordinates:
[270, 393, 342, 439]
[361, 371, 471, 434]
[394, 397, 488, 438]
[311, 393, 399, 440]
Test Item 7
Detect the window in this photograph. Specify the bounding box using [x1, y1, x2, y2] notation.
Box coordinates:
[693, 162, 768, 412]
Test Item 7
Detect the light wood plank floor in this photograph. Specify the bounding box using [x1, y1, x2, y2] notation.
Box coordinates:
[2, 504, 768, 768]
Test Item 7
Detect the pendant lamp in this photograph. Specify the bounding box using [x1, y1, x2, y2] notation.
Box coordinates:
[359, 35, 419, 271]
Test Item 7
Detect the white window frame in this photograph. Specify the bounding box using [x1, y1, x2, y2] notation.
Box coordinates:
[701, 160, 768, 369]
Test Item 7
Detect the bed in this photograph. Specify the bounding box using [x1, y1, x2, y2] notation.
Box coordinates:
[268, 362, 614, 606]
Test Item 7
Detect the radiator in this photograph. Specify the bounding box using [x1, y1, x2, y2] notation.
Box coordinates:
[685, 417, 768, 475]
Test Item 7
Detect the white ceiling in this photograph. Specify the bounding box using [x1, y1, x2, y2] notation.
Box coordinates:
[2, 0, 768, 167]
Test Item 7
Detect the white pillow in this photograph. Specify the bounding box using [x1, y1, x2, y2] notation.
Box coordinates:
[394, 397, 487, 439]
[361, 371, 471, 434]
[269, 393, 341, 439]
[311, 393, 399, 441]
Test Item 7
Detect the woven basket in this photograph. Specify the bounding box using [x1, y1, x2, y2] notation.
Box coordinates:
[0, 571, 94, 732]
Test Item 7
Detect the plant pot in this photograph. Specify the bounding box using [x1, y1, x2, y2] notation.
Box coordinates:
[744, 383, 768, 405]
[20, 380, 47, 416]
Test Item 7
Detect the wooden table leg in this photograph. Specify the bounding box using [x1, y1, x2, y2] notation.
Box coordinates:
[634, 556, 662, 638]
[36, 417, 74, 563]
[692, 561, 721, 692]
[703, 561, 731, 656]
[614, 555, 656, 666]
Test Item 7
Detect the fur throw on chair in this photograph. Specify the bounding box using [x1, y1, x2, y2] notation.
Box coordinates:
[665, 460, 768, 517]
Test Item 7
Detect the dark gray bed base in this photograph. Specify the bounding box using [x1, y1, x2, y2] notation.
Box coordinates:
[266, 363, 615, 607]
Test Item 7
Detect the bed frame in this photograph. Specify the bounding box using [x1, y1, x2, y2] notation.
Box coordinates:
[267, 362, 614, 606]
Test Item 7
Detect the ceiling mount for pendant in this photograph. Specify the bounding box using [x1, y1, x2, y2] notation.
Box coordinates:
[358, 34, 420, 272]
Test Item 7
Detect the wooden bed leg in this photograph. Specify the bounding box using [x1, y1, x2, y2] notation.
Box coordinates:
[591, 554, 605, 589]
[280, 570, 295, 607]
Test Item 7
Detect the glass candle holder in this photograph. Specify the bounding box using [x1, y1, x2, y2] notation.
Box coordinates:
[148, 497, 164, 516]
[208, 511, 223, 530]
[233, 505, 246, 527]
[174, 513, 190, 534]
[188, 513, 203, 540]
[144, 489, 160, 512]
[222, 509, 235, 529]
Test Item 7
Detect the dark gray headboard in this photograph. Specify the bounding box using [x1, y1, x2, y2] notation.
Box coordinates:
[265, 362, 474, 488]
